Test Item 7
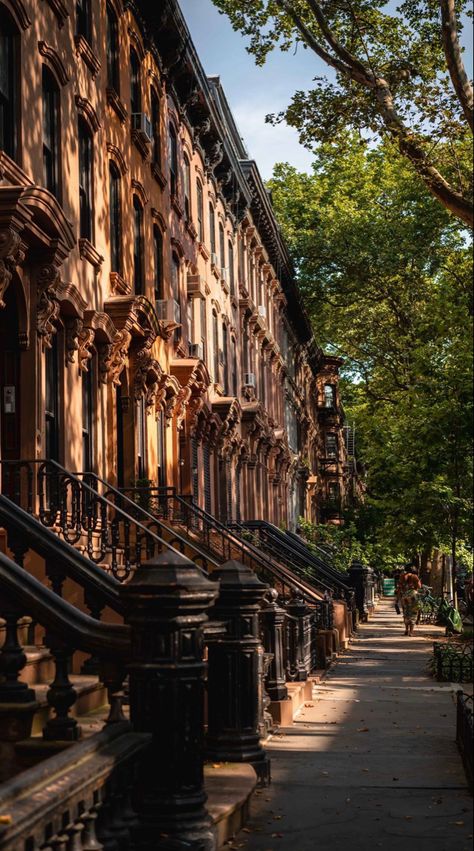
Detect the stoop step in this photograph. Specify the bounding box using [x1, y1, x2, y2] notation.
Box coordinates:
[205, 763, 258, 848]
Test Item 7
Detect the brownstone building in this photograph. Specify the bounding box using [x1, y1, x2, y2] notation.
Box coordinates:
[0, 0, 350, 526]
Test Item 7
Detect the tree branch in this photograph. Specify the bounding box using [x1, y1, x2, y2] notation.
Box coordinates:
[440, 0, 473, 131]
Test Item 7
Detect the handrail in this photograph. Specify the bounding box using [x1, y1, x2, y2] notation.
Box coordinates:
[0, 550, 130, 658]
[73, 470, 220, 572]
[121, 485, 333, 600]
[0, 459, 218, 579]
[0, 493, 124, 613]
[241, 521, 352, 591]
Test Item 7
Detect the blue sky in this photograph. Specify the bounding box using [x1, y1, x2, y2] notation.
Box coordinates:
[179, 0, 473, 181]
[179, 0, 320, 178]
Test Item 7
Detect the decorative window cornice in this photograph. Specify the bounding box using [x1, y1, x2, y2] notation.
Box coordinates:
[151, 208, 168, 233]
[106, 87, 128, 124]
[40, 0, 69, 28]
[74, 35, 101, 78]
[131, 179, 149, 207]
[9, 0, 31, 29]
[75, 96, 101, 133]
[128, 26, 146, 61]
[38, 41, 70, 86]
[79, 238, 104, 271]
[107, 143, 128, 176]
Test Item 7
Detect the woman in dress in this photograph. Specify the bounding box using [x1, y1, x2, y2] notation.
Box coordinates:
[398, 564, 422, 636]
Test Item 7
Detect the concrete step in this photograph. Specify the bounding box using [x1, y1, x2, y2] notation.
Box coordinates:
[205, 763, 258, 849]
[19, 646, 55, 686]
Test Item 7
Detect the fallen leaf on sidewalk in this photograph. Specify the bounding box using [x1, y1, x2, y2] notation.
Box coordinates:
[357, 727, 370, 732]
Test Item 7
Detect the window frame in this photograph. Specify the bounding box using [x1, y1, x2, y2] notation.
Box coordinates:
[109, 160, 122, 274]
[169, 124, 178, 198]
[76, 0, 92, 43]
[130, 47, 141, 116]
[153, 226, 164, 301]
[0, 9, 19, 160]
[106, 2, 120, 93]
[42, 66, 60, 199]
[78, 117, 93, 242]
[196, 180, 204, 243]
[133, 195, 144, 295]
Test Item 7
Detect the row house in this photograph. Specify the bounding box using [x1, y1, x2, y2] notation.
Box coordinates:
[0, 0, 349, 535]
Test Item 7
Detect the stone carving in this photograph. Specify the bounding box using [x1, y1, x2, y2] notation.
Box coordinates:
[0, 228, 23, 308]
[37, 288, 60, 348]
[78, 325, 95, 372]
[65, 317, 82, 364]
[109, 330, 132, 386]
[97, 341, 114, 385]
[133, 344, 163, 410]
[205, 141, 224, 174]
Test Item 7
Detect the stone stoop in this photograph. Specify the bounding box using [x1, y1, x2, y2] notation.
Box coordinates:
[268, 678, 316, 727]
[205, 763, 258, 849]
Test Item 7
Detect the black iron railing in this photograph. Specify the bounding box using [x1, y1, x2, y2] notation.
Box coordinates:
[456, 691, 473, 788]
[0, 460, 217, 580]
[433, 641, 473, 683]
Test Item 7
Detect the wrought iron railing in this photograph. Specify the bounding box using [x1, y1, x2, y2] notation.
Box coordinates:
[0, 460, 217, 580]
[433, 641, 473, 683]
[456, 691, 473, 788]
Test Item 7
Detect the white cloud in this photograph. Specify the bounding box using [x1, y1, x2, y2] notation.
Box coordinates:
[233, 103, 314, 179]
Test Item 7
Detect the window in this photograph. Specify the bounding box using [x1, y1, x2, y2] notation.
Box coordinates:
[136, 397, 147, 479]
[212, 311, 219, 384]
[219, 223, 226, 271]
[151, 88, 161, 166]
[169, 125, 178, 197]
[153, 227, 163, 300]
[222, 322, 228, 394]
[42, 67, 60, 198]
[82, 362, 95, 472]
[187, 298, 194, 346]
[76, 0, 91, 42]
[231, 336, 238, 396]
[0, 10, 18, 159]
[78, 118, 93, 241]
[196, 181, 204, 242]
[239, 235, 245, 287]
[109, 162, 121, 273]
[157, 412, 167, 488]
[171, 253, 180, 301]
[327, 481, 340, 501]
[130, 48, 141, 115]
[209, 203, 216, 255]
[324, 384, 336, 408]
[106, 2, 119, 93]
[133, 196, 144, 294]
[45, 334, 59, 462]
[260, 356, 266, 406]
[200, 298, 207, 359]
[228, 240, 235, 295]
[183, 155, 191, 220]
[326, 434, 338, 459]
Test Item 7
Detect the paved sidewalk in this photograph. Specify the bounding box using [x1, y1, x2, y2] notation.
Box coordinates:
[232, 599, 473, 851]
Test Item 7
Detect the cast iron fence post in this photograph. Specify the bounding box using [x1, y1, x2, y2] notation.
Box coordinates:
[260, 589, 289, 702]
[206, 559, 270, 785]
[349, 561, 371, 622]
[121, 549, 219, 850]
[286, 591, 312, 682]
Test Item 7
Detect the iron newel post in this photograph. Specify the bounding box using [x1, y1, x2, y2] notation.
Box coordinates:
[121, 550, 219, 851]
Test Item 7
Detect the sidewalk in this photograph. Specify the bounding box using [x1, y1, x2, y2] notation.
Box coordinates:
[231, 599, 473, 851]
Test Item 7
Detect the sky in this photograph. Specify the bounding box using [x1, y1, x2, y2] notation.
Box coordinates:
[179, 0, 322, 179]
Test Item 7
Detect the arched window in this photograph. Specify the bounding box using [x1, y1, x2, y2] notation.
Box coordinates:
[151, 88, 161, 166]
[169, 124, 178, 197]
[133, 196, 144, 294]
[109, 161, 121, 273]
[154, 227, 163, 300]
[82, 357, 95, 472]
[183, 155, 191, 221]
[196, 181, 204, 243]
[76, 0, 91, 42]
[0, 8, 18, 159]
[239, 234, 245, 287]
[42, 67, 60, 198]
[231, 336, 238, 396]
[78, 118, 93, 241]
[209, 203, 216, 256]
[222, 322, 228, 394]
[130, 47, 141, 115]
[106, 2, 119, 93]
[219, 223, 226, 271]
[228, 239, 235, 295]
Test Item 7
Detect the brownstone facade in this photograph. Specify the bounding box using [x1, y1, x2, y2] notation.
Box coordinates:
[0, 0, 352, 528]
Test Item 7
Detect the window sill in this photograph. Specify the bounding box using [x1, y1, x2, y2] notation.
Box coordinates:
[79, 238, 104, 271]
[74, 35, 101, 78]
[131, 130, 151, 162]
[151, 162, 167, 189]
[110, 272, 132, 295]
[106, 87, 128, 124]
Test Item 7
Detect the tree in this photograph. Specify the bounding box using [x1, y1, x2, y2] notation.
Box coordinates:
[267, 136, 473, 575]
[212, 0, 473, 226]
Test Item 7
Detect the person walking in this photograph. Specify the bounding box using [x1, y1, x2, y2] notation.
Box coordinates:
[398, 564, 422, 636]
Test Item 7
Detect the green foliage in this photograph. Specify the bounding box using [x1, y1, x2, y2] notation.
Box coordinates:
[268, 134, 473, 565]
[212, 0, 473, 223]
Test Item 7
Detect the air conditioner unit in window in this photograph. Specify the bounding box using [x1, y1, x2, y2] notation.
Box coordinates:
[258, 305, 267, 319]
[132, 112, 153, 143]
[210, 252, 219, 268]
[244, 372, 256, 388]
[156, 299, 181, 324]
[189, 342, 204, 360]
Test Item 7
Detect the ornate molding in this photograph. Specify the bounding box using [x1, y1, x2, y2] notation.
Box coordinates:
[109, 330, 132, 385]
[37, 287, 60, 348]
[128, 26, 146, 61]
[107, 143, 128, 176]
[75, 96, 102, 133]
[109, 272, 132, 296]
[133, 345, 163, 410]
[79, 238, 104, 270]
[10, 0, 31, 29]
[41, 0, 69, 29]
[38, 41, 70, 85]
[65, 317, 82, 364]
[78, 325, 95, 372]
[0, 228, 25, 308]
[131, 179, 149, 207]
[106, 88, 128, 124]
[74, 35, 101, 78]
